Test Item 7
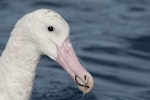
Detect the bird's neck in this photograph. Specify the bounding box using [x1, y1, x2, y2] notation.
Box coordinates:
[0, 33, 41, 100]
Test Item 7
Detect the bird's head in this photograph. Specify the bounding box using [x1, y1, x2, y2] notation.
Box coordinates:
[13, 9, 94, 93]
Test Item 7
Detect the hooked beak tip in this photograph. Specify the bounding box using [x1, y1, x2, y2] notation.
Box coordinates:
[75, 74, 94, 94]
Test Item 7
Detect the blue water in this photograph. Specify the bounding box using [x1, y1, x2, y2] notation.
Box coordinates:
[0, 0, 150, 100]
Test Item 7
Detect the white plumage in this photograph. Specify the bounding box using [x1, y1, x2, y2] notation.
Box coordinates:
[0, 9, 94, 100]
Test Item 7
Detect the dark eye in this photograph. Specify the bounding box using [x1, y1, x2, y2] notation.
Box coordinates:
[48, 26, 54, 32]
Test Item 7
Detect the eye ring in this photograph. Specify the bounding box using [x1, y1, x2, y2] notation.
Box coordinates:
[48, 26, 54, 32]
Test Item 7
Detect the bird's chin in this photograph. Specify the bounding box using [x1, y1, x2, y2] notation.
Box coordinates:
[55, 37, 94, 93]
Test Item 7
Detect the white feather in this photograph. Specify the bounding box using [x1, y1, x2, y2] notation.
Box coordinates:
[0, 9, 70, 100]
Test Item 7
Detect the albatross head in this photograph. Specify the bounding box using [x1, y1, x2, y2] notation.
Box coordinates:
[14, 9, 94, 93]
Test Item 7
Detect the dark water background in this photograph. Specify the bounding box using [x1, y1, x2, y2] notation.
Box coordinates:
[0, 0, 150, 100]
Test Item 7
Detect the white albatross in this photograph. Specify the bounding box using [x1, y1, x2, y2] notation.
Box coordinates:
[0, 9, 94, 100]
